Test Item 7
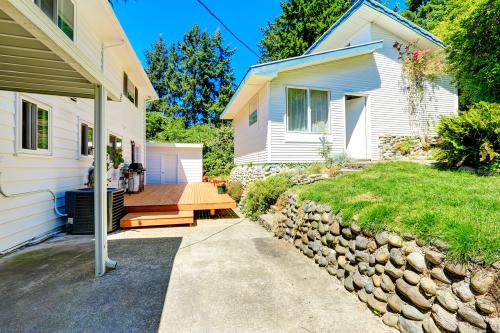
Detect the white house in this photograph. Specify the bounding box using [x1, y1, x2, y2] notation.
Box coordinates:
[221, 0, 458, 164]
[0, 0, 157, 256]
[146, 142, 203, 184]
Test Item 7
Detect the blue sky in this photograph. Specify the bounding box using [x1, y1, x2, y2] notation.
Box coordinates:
[113, 0, 406, 82]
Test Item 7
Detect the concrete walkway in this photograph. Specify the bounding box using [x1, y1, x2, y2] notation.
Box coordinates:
[0, 216, 390, 333]
[118, 217, 389, 333]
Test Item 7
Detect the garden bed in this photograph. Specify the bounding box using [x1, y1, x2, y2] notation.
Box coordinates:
[293, 162, 499, 264]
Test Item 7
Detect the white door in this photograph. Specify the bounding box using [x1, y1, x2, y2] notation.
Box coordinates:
[345, 96, 368, 159]
[161, 154, 178, 184]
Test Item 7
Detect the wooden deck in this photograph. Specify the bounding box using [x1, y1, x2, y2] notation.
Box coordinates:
[124, 183, 237, 213]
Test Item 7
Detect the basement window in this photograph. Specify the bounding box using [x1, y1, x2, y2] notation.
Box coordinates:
[18, 98, 52, 155]
[34, 0, 75, 41]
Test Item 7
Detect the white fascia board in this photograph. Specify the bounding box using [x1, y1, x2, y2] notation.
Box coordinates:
[147, 142, 204, 149]
[221, 40, 383, 120]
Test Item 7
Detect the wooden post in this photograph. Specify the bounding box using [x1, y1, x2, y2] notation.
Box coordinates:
[210, 209, 215, 216]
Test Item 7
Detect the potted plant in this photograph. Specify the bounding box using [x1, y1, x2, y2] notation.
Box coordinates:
[215, 177, 227, 194]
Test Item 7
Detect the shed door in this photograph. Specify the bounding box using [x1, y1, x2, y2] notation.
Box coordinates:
[161, 154, 178, 184]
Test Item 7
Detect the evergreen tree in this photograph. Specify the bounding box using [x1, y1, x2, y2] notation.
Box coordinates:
[401, 0, 450, 32]
[258, 0, 352, 62]
[144, 25, 235, 126]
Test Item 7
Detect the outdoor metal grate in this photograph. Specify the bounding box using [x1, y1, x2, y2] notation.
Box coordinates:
[195, 209, 239, 220]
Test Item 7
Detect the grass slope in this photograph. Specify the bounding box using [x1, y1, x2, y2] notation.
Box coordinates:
[294, 162, 499, 264]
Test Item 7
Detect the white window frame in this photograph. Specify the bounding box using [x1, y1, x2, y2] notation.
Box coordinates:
[33, 0, 77, 42]
[15, 94, 53, 157]
[248, 96, 258, 127]
[78, 117, 93, 160]
[285, 85, 331, 134]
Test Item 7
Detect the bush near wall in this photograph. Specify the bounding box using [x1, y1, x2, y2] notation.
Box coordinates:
[434, 102, 499, 173]
[242, 175, 293, 221]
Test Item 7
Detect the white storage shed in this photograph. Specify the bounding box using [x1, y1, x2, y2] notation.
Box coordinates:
[146, 143, 203, 184]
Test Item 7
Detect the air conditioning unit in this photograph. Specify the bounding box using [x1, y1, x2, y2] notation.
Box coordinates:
[65, 188, 125, 234]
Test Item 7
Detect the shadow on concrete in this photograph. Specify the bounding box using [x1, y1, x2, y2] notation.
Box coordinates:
[0, 236, 182, 333]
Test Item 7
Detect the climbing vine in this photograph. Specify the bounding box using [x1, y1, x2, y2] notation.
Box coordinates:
[393, 41, 444, 137]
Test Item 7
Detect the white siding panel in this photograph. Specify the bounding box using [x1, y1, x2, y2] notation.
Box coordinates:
[0, 90, 147, 253]
[233, 84, 269, 165]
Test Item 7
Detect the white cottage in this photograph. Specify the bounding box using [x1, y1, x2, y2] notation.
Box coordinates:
[221, 0, 458, 164]
[0, 0, 157, 254]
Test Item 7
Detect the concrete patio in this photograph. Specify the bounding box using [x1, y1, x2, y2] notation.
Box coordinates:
[0, 215, 390, 333]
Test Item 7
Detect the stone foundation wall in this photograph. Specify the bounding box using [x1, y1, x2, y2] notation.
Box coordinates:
[379, 135, 437, 160]
[264, 192, 499, 333]
[229, 164, 328, 188]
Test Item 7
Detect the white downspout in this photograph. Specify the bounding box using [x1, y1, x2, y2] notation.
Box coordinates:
[94, 85, 116, 276]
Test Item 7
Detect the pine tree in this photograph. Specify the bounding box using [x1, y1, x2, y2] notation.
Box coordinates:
[401, 0, 450, 32]
[144, 24, 235, 127]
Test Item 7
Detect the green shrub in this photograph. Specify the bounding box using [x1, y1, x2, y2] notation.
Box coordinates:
[227, 181, 243, 203]
[434, 102, 499, 173]
[242, 175, 293, 220]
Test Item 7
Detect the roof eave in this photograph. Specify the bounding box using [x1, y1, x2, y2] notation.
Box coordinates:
[305, 0, 444, 55]
[221, 40, 383, 120]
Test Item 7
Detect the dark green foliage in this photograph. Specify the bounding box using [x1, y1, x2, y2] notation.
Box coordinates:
[146, 112, 234, 176]
[401, 0, 450, 32]
[434, 102, 499, 172]
[259, 0, 351, 62]
[242, 175, 293, 220]
[295, 162, 500, 263]
[144, 25, 235, 126]
[444, 0, 500, 105]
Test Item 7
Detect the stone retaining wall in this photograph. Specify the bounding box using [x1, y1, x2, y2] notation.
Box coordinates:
[264, 192, 499, 333]
[379, 135, 436, 160]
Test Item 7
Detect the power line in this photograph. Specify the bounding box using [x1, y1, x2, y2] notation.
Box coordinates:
[193, 0, 260, 58]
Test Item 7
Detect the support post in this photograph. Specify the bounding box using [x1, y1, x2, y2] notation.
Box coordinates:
[94, 85, 114, 276]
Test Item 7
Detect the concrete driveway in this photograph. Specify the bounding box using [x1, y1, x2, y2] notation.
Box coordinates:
[0, 215, 389, 333]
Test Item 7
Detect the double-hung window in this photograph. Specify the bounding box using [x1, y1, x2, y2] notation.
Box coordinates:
[20, 99, 51, 153]
[80, 123, 93, 157]
[34, 0, 75, 41]
[287, 87, 329, 133]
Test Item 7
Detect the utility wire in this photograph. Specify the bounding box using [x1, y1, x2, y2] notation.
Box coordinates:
[193, 0, 260, 58]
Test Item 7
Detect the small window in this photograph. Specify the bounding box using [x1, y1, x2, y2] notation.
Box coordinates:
[109, 134, 122, 157]
[123, 73, 139, 107]
[21, 100, 51, 152]
[80, 123, 93, 156]
[249, 97, 258, 126]
[287, 87, 329, 133]
[57, 0, 74, 40]
[34, 0, 74, 40]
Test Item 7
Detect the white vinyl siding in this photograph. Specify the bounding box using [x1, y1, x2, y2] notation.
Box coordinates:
[0, 91, 146, 253]
[233, 84, 270, 165]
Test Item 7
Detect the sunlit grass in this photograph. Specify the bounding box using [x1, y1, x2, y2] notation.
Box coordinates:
[294, 162, 500, 264]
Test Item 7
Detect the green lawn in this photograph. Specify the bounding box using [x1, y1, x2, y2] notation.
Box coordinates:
[294, 162, 500, 264]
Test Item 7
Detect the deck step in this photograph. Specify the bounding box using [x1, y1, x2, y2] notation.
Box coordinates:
[120, 211, 194, 228]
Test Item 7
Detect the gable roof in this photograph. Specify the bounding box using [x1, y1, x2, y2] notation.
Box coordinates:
[305, 0, 444, 55]
[221, 40, 383, 119]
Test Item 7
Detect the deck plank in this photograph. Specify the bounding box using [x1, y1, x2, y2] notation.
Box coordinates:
[124, 183, 236, 213]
